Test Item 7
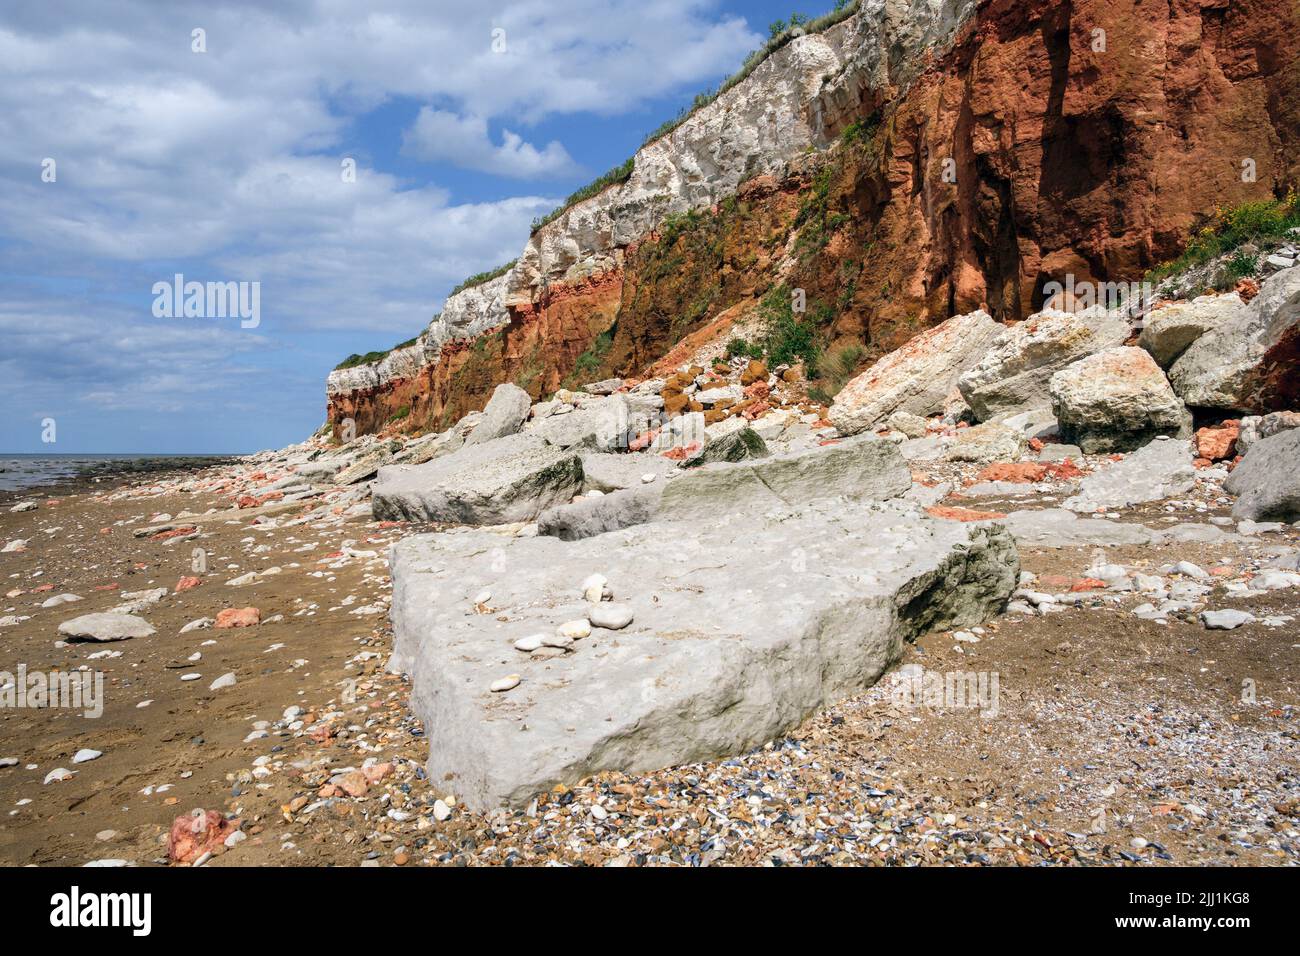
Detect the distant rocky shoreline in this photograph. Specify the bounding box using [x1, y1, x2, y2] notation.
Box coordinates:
[0, 456, 235, 502]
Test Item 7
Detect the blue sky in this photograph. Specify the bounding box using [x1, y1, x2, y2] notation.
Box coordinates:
[0, 0, 831, 453]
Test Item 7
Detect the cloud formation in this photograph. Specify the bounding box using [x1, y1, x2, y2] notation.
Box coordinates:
[0, 0, 761, 450]
[402, 109, 578, 178]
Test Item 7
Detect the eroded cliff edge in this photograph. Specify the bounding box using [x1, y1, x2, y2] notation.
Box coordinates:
[327, 0, 1300, 437]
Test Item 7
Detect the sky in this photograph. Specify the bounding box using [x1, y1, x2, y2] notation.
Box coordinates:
[0, 0, 829, 454]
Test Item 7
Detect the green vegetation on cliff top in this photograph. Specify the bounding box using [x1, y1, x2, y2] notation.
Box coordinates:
[528, 0, 860, 235]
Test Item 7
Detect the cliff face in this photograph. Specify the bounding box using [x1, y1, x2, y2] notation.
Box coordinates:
[327, 0, 1300, 437]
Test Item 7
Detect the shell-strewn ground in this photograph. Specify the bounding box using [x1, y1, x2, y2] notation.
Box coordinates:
[0, 455, 1296, 867]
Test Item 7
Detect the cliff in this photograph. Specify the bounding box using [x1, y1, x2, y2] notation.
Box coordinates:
[327, 0, 1300, 438]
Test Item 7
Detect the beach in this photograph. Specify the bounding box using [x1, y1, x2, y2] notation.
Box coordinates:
[1, 449, 1295, 866]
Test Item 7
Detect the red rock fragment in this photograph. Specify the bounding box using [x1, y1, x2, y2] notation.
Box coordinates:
[215, 607, 260, 628]
[1195, 420, 1239, 461]
[168, 809, 240, 864]
[977, 462, 1049, 484]
[926, 505, 1006, 522]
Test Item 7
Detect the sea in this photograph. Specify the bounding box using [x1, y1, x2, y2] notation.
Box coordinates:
[0, 454, 234, 493]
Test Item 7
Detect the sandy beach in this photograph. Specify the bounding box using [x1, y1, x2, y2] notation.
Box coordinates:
[2, 450, 1295, 867]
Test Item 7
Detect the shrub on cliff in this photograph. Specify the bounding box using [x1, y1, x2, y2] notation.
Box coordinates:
[1148, 192, 1300, 285]
[449, 259, 517, 297]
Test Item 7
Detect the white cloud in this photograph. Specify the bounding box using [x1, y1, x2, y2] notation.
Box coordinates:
[402, 108, 577, 178]
[0, 0, 762, 449]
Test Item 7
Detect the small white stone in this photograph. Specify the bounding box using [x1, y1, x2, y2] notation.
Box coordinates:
[580, 573, 608, 604]
[180, 673, 202, 682]
[433, 799, 453, 821]
[513, 634, 545, 652]
[473, 589, 492, 605]
[209, 672, 237, 691]
[43, 767, 74, 784]
[588, 603, 634, 630]
[72, 749, 102, 764]
[641, 474, 658, 484]
[557, 619, 592, 640]
[490, 674, 521, 693]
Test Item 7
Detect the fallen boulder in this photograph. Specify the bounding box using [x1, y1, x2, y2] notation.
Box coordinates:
[57, 613, 156, 642]
[528, 394, 654, 452]
[656, 434, 910, 523]
[465, 383, 532, 446]
[946, 422, 1027, 463]
[679, 427, 769, 467]
[388, 499, 1018, 809]
[997, 509, 1157, 548]
[1169, 267, 1300, 411]
[829, 310, 1005, 435]
[537, 434, 911, 539]
[957, 308, 1129, 421]
[373, 433, 584, 524]
[1236, 410, 1300, 455]
[1138, 293, 1243, 367]
[537, 485, 663, 541]
[1049, 347, 1192, 453]
[1224, 428, 1300, 522]
[1063, 438, 1196, 513]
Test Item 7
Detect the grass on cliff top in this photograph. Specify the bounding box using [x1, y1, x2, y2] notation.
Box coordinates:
[1147, 192, 1300, 285]
[333, 335, 421, 371]
[528, 0, 861, 236]
[449, 259, 517, 297]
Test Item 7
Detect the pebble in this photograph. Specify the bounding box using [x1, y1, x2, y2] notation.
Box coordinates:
[513, 634, 545, 652]
[181, 673, 202, 682]
[581, 573, 608, 604]
[43, 768, 74, 784]
[1174, 561, 1209, 581]
[588, 603, 634, 630]
[1200, 609, 1255, 630]
[209, 672, 238, 691]
[557, 619, 592, 640]
[473, 589, 492, 605]
[72, 749, 102, 763]
[433, 799, 453, 821]
[490, 674, 521, 693]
